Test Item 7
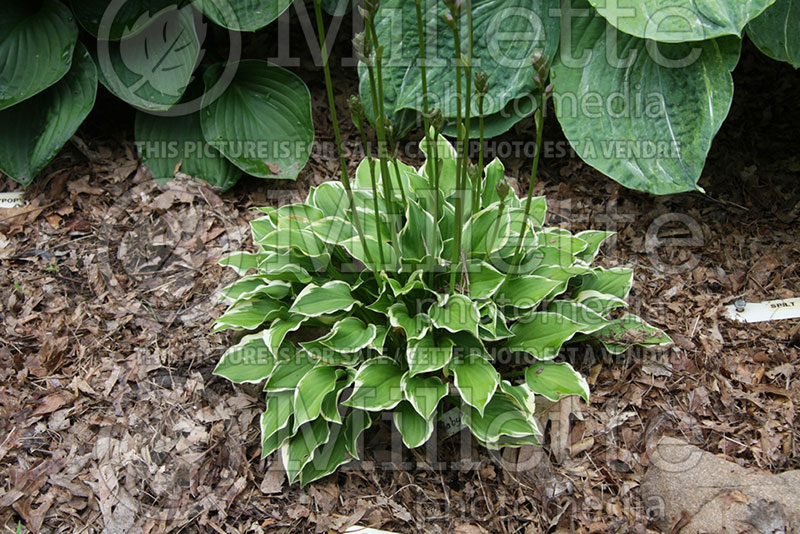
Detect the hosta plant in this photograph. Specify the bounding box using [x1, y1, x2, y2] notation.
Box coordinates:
[212, 131, 672, 485]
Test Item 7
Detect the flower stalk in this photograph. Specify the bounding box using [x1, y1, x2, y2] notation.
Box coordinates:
[313, 0, 373, 267]
[509, 53, 552, 273]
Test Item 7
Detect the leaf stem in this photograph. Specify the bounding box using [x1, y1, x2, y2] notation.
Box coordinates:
[448, 11, 464, 294]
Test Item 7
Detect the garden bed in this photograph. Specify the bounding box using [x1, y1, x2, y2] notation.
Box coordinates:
[0, 42, 798, 533]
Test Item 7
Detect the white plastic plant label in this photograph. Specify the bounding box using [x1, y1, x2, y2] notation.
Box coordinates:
[0, 192, 26, 208]
[725, 298, 800, 323]
[440, 407, 464, 438]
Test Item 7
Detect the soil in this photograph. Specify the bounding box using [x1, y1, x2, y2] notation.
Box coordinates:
[1, 32, 799, 534]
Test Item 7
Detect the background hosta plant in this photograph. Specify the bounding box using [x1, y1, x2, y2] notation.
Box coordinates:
[0, 0, 314, 188]
[362, 0, 798, 195]
[213, 133, 671, 485]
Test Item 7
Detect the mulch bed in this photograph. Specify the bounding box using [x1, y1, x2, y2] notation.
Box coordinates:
[1, 40, 798, 533]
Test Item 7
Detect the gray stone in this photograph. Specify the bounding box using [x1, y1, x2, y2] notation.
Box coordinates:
[642, 437, 800, 533]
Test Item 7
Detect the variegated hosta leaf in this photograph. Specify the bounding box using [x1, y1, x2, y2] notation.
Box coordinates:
[388, 303, 431, 341]
[290, 281, 358, 317]
[261, 391, 294, 458]
[214, 298, 286, 332]
[293, 366, 341, 431]
[462, 392, 540, 447]
[282, 418, 330, 484]
[578, 267, 634, 299]
[429, 295, 481, 337]
[317, 317, 377, 353]
[401, 373, 448, 420]
[525, 361, 590, 402]
[343, 357, 404, 411]
[494, 275, 562, 309]
[264, 349, 316, 392]
[506, 312, 589, 360]
[393, 401, 435, 449]
[406, 334, 454, 377]
[597, 314, 672, 354]
[213, 334, 274, 384]
[450, 354, 500, 416]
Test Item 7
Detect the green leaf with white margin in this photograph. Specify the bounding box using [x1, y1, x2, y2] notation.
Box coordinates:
[462, 392, 540, 445]
[299, 421, 349, 486]
[340, 236, 398, 271]
[499, 381, 537, 416]
[429, 294, 481, 337]
[463, 203, 512, 256]
[507, 312, 589, 360]
[201, 60, 314, 179]
[0, 0, 77, 111]
[97, 6, 199, 111]
[419, 132, 459, 197]
[747, 0, 800, 68]
[480, 158, 506, 207]
[494, 275, 563, 309]
[220, 277, 290, 302]
[343, 357, 404, 411]
[467, 261, 506, 300]
[290, 281, 358, 317]
[344, 409, 372, 459]
[588, 0, 776, 42]
[525, 361, 590, 402]
[293, 366, 340, 431]
[553, 0, 739, 194]
[317, 317, 377, 353]
[309, 181, 348, 218]
[401, 373, 447, 420]
[135, 111, 241, 190]
[400, 197, 436, 263]
[195, 0, 294, 31]
[214, 298, 285, 331]
[218, 252, 265, 275]
[578, 267, 634, 299]
[406, 334, 454, 376]
[281, 418, 330, 484]
[213, 333, 274, 383]
[262, 314, 308, 354]
[547, 301, 611, 333]
[260, 391, 294, 457]
[450, 354, 500, 416]
[393, 401, 435, 449]
[596, 313, 672, 354]
[0, 43, 96, 186]
[264, 348, 317, 392]
[575, 230, 615, 263]
[575, 290, 628, 315]
[388, 303, 431, 341]
[320, 371, 355, 424]
[360, 0, 560, 137]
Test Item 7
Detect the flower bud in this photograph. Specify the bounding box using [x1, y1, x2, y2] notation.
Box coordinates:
[427, 107, 444, 133]
[496, 180, 510, 201]
[531, 51, 549, 81]
[468, 163, 481, 182]
[363, 0, 380, 18]
[443, 12, 456, 30]
[443, 0, 461, 16]
[352, 32, 372, 65]
[474, 71, 489, 96]
[348, 95, 365, 126]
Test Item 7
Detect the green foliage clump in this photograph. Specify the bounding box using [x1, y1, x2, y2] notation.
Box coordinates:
[0, 0, 315, 188]
[213, 133, 672, 485]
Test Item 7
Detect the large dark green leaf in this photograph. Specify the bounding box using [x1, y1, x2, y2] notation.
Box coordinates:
[200, 61, 314, 179]
[588, 0, 776, 42]
[70, 0, 182, 40]
[747, 0, 800, 68]
[0, 43, 97, 186]
[194, 0, 293, 31]
[0, 0, 78, 110]
[96, 5, 200, 111]
[552, 0, 738, 194]
[135, 110, 241, 189]
[360, 0, 560, 137]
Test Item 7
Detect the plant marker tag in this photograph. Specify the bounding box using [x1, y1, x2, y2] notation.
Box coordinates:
[0, 192, 26, 209]
[725, 298, 800, 323]
[440, 407, 464, 438]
